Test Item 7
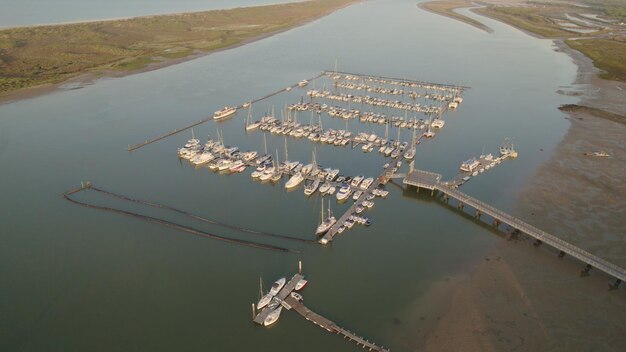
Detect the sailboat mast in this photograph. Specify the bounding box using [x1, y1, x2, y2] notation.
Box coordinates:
[263, 133, 268, 155]
[328, 199, 332, 218]
[284, 138, 288, 162]
[246, 105, 250, 128]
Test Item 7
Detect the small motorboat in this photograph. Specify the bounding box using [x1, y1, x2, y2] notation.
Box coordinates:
[269, 277, 286, 296]
[295, 279, 308, 291]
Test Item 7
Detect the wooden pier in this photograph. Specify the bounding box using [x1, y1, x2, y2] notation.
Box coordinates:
[127, 72, 324, 152]
[253, 273, 389, 352]
[320, 158, 399, 244]
[284, 296, 390, 352]
[402, 168, 626, 284]
[438, 185, 626, 283]
[253, 274, 304, 325]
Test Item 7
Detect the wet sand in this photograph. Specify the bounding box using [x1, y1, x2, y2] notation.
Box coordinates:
[398, 5, 626, 352]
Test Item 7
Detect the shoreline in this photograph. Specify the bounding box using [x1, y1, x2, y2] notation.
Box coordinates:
[0, 0, 308, 30]
[418, 1, 493, 33]
[0, 0, 359, 105]
[408, 4, 626, 351]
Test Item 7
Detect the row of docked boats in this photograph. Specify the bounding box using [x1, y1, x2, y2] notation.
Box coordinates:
[288, 101, 436, 130]
[333, 81, 454, 102]
[307, 89, 441, 114]
[315, 196, 375, 238]
[257, 276, 308, 326]
[459, 151, 509, 176]
[326, 72, 465, 95]
[178, 132, 259, 173]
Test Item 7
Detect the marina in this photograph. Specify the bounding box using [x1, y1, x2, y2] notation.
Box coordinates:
[170, 70, 467, 240]
[162, 69, 625, 285]
[4, 0, 625, 350]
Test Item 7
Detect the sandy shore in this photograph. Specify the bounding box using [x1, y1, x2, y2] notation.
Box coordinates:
[0, 0, 358, 105]
[398, 5, 626, 351]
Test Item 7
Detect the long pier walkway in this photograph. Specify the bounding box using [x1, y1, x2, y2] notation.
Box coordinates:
[437, 185, 626, 283]
[402, 167, 626, 284]
[127, 72, 324, 152]
[253, 273, 389, 352]
[284, 295, 390, 352]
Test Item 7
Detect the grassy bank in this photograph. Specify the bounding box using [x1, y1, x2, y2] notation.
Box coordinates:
[0, 0, 356, 94]
[419, 0, 491, 32]
[472, 2, 626, 82]
[565, 38, 626, 81]
[474, 5, 574, 38]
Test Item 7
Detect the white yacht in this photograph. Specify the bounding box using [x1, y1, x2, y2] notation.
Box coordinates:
[295, 279, 308, 291]
[319, 182, 331, 194]
[404, 148, 416, 160]
[352, 190, 363, 201]
[362, 200, 374, 208]
[285, 172, 304, 189]
[269, 277, 286, 296]
[298, 80, 309, 87]
[229, 160, 246, 173]
[270, 168, 282, 183]
[304, 179, 320, 196]
[217, 159, 233, 171]
[316, 200, 336, 236]
[350, 175, 364, 188]
[259, 166, 275, 181]
[246, 120, 261, 131]
[190, 152, 214, 165]
[263, 306, 283, 326]
[257, 293, 273, 310]
[336, 184, 352, 201]
[359, 177, 374, 190]
[214, 106, 237, 120]
[326, 169, 339, 181]
[431, 119, 445, 128]
[241, 151, 258, 162]
[460, 158, 480, 172]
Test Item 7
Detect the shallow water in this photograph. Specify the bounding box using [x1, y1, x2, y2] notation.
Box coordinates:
[0, 0, 578, 350]
[0, 0, 302, 28]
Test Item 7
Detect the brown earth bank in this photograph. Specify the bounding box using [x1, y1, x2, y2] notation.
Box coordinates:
[390, 239, 626, 352]
[398, 3, 626, 351]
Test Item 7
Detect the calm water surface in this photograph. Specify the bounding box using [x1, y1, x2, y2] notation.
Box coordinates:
[0, 0, 302, 28]
[0, 0, 576, 350]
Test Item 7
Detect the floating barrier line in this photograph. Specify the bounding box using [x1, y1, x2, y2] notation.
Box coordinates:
[63, 185, 299, 253]
[88, 186, 315, 244]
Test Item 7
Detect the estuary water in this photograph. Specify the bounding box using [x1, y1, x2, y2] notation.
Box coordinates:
[0, 0, 578, 350]
[0, 0, 302, 28]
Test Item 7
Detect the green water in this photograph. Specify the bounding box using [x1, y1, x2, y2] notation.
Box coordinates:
[0, 0, 578, 350]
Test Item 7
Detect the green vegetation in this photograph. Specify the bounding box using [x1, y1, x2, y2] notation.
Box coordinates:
[566, 38, 626, 81]
[419, 0, 491, 32]
[0, 0, 356, 94]
[472, 2, 626, 82]
[475, 6, 573, 37]
[582, 0, 626, 21]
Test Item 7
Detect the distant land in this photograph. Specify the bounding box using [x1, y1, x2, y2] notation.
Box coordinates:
[0, 0, 357, 96]
[420, 0, 626, 82]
